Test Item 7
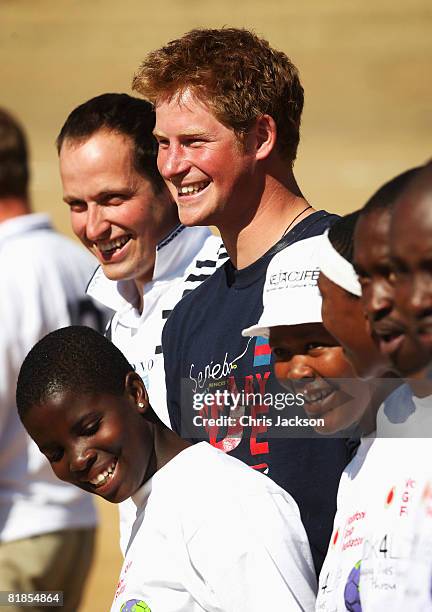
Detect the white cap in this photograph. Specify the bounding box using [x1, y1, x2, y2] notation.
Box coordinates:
[242, 235, 324, 338]
[319, 230, 362, 297]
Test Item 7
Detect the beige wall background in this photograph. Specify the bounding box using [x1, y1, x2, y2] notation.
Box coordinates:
[1, 1, 431, 609]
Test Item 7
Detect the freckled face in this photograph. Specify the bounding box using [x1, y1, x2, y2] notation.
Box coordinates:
[270, 323, 370, 434]
[22, 388, 155, 503]
[154, 91, 259, 230]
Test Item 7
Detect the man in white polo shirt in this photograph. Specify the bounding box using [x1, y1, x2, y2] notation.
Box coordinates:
[57, 93, 226, 552]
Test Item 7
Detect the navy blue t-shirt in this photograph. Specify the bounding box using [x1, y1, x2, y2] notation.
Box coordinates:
[162, 211, 353, 575]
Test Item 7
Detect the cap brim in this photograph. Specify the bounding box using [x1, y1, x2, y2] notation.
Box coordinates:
[242, 307, 322, 339]
[242, 324, 270, 338]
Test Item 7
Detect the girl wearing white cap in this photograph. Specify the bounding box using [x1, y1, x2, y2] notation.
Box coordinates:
[242, 233, 375, 436]
[242, 227, 394, 611]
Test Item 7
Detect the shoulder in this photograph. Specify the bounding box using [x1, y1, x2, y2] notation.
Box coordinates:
[1, 230, 96, 308]
[181, 234, 228, 294]
[3, 227, 94, 270]
[164, 260, 227, 329]
[292, 210, 339, 241]
[168, 443, 300, 515]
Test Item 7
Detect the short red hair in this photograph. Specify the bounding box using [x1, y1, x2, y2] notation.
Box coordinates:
[133, 28, 304, 163]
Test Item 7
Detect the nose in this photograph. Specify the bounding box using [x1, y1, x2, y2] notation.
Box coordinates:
[409, 274, 432, 320]
[284, 356, 315, 383]
[69, 445, 96, 475]
[366, 280, 393, 321]
[85, 202, 110, 243]
[157, 143, 190, 182]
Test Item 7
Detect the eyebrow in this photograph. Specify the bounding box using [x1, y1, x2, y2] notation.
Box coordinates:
[63, 194, 80, 204]
[63, 189, 131, 204]
[153, 129, 209, 139]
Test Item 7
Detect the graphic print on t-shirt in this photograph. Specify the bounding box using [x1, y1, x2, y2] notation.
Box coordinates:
[186, 335, 274, 472]
[253, 336, 272, 367]
[120, 599, 151, 612]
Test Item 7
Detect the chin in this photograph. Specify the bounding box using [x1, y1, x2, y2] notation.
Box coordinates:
[178, 208, 213, 227]
[101, 483, 133, 505]
[351, 363, 370, 381]
[102, 263, 138, 283]
[101, 267, 121, 281]
[313, 422, 339, 435]
[391, 348, 431, 377]
[179, 215, 208, 227]
[314, 417, 356, 436]
[99, 261, 124, 277]
[306, 408, 338, 435]
[394, 360, 429, 378]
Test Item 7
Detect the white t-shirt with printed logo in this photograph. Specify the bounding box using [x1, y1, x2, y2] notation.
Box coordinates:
[357, 439, 427, 610]
[394, 477, 432, 611]
[393, 393, 432, 611]
[111, 442, 317, 612]
[316, 437, 375, 611]
[316, 392, 430, 611]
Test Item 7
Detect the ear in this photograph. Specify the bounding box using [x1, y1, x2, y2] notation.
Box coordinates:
[254, 114, 277, 161]
[124, 371, 149, 415]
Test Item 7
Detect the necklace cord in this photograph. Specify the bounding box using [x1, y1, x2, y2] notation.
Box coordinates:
[281, 204, 312, 239]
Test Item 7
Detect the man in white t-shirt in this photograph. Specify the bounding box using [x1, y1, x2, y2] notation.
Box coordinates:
[315, 171, 431, 611]
[18, 326, 317, 612]
[387, 162, 432, 610]
[0, 108, 102, 610]
[57, 93, 226, 552]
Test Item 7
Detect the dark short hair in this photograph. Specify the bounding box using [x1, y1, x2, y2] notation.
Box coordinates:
[133, 28, 304, 163]
[56, 93, 165, 192]
[361, 167, 422, 215]
[0, 108, 29, 199]
[328, 210, 360, 264]
[16, 326, 132, 419]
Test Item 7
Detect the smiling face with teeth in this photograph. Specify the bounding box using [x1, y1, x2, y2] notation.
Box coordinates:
[21, 374, 157, 503]
[60, 130, 178, 297]
[270, 323, 371, 434]
[154, 91, 261, 231]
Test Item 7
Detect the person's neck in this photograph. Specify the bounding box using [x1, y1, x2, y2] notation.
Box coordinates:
[219, 169, 315, 270]
[134, 214, 181, 314]
[358, 376, 403, 435]
[153, 423, 191, 474]
[0, 197, 30, 223]
[135, 273, 152, 314]
[406, 367, 432, 398]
